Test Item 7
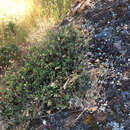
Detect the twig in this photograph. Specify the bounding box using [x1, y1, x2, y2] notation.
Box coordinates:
[72, 107, 87, 126]
[36, 124, 43, 130]
[63, 78, 70, 89]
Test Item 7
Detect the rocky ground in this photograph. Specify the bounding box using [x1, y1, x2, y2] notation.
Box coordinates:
[1, 0, 129, 129]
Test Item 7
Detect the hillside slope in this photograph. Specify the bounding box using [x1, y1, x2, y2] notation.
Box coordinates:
[0, 0, 129, 129]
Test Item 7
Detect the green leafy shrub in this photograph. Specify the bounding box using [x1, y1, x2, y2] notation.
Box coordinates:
[0, 25, 88, 128]
[0, 44, 18, 70]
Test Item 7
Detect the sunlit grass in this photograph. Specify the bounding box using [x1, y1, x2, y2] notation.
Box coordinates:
[0, 0, 34, 24]
[0, 0, 35, 46]
[0, 0, 74, 46]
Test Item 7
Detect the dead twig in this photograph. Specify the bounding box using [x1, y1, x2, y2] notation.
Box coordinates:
[63, 78, 70, 89]
[71, 107, 87, 126]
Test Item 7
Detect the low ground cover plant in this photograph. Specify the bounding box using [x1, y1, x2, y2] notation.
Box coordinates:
[0, 25, 88, 128]
[0, 44, 18, 72]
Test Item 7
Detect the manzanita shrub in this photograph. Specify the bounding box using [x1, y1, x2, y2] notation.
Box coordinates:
[0, 25, 88, 128]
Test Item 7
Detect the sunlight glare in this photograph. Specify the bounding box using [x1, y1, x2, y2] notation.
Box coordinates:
[0, 0, 34, 23]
